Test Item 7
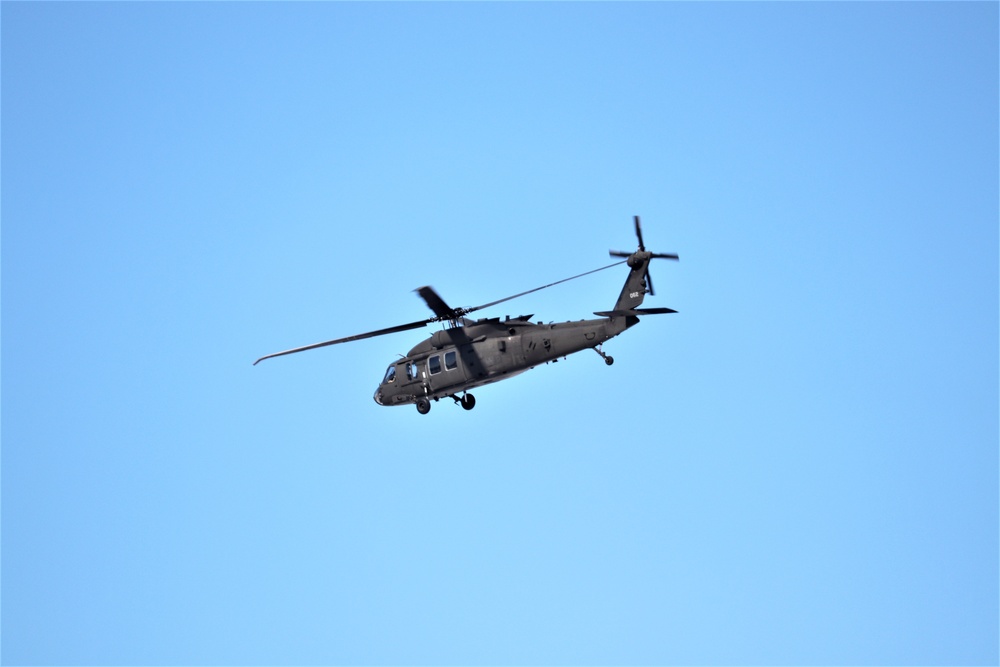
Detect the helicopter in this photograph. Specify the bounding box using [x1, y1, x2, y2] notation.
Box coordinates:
[255, 216, 679, 414]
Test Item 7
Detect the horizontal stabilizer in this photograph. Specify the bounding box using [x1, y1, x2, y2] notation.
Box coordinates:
[594, 307, 677, 318]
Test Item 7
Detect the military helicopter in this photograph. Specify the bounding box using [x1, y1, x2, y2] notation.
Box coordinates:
[255, 216, 678, 414]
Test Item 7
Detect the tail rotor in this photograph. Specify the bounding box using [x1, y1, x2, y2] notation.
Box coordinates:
[609, 215, 678, 297]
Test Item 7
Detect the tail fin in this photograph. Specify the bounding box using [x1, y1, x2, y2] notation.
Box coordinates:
[614, 254, 653, 311]
[607, 216, 679, 312]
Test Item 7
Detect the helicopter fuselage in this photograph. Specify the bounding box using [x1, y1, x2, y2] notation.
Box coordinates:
[373, 313, 636, 408]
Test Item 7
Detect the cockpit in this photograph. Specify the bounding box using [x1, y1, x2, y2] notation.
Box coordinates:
[375, 363, 400, 405]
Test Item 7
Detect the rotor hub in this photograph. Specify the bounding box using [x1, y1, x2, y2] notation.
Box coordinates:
[627, 251, 651, 269]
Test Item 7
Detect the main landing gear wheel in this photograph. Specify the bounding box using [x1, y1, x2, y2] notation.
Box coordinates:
[416, 398, 431, 414]
[461, 393, 476, 411]
[605, 356, 614, 366]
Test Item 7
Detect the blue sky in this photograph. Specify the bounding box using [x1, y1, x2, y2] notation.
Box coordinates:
[2, 2, 997, 665]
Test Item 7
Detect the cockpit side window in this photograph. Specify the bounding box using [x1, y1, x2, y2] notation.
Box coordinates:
[383, 365, 396, 383]
[407, 362, 419, 381]
[445, 350, 457, 370]
[428, 355, 441, 375]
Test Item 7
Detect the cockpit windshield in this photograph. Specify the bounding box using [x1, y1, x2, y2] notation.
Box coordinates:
[382, 365, 396, 383]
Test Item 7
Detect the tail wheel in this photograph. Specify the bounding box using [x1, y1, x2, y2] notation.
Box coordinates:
[461, 393, 476, 410]
[416, 398, 431, 414]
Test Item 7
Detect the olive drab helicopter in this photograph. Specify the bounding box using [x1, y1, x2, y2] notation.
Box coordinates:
[254, 216, 679, 414]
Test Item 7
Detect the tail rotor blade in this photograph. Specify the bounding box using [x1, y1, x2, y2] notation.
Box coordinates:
[650, 252, 679, 260]
[645, 268, 655, 297]
[634, 215, 646, 252]
[609, 250, 632, 258]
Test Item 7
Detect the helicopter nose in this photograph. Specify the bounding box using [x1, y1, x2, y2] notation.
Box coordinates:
[373, 388, 383, 406]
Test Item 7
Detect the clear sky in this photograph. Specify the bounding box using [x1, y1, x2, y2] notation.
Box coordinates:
[2, 2, 997, 665]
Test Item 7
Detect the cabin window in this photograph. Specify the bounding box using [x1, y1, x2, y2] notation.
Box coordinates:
[428, 355, 442, 375]
[383, 366, 396, 384]
[445, 350, 457, 370]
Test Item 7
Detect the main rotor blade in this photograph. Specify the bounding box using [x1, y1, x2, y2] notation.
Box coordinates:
[415, 286, 457, 320]
[254, 319, 430, 365]
[464, 260, 628, 315]
[634, 215, 645, 252]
